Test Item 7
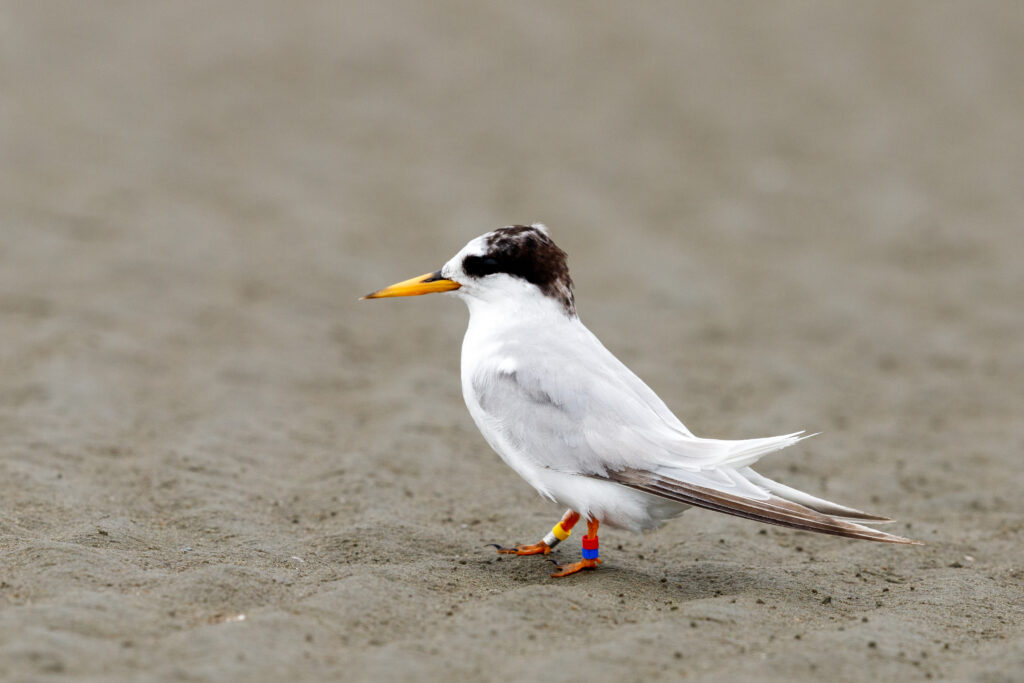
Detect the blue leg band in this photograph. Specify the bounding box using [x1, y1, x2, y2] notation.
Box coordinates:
[581, 547, 599, 560]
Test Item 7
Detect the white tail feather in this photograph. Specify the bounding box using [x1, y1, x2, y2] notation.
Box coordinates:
[714, 431, 813, 469]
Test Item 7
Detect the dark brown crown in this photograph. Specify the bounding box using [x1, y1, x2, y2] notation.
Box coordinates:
[461, 225, 575, 314]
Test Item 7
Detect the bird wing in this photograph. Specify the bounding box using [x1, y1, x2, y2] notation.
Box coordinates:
[470, 324, 694, 477]
[471, 321, 799, 478]
[470, 320, 916, 542]
[603, 469, 920, 544]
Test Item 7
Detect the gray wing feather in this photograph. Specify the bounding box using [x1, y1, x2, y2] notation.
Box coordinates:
[470, 326, 792, 476]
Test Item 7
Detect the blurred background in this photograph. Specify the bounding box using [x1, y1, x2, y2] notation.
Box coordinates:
[2, 2, 1022, 681]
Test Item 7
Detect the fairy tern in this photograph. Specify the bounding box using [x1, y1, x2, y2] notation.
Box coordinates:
[362, 224, 919, 577]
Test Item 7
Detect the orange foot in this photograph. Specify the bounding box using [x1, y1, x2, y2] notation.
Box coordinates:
[489, 542, 551, 556]
[550, 558, 602, 578]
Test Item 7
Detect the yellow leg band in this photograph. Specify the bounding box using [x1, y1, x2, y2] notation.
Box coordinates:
[552, 522, 571, 541]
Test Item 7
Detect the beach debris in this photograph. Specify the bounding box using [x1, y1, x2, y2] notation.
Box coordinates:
[208, 613, 246, 624]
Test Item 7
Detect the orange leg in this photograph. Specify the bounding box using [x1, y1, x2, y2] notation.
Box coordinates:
[550, 517, 602, 578]
[492, 509, 581, 556]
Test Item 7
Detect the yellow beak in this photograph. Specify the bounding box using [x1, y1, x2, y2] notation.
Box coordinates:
[360, 271, 461, 300]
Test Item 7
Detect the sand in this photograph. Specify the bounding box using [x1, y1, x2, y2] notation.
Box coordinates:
[2, 2, 1023, 680]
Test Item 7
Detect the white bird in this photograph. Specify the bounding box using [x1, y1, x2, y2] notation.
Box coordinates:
[362, 224, 919, 577]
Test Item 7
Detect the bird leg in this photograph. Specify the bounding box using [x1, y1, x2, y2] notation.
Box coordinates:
[550, 517, 602, 577]
[492, 509, 581, 556]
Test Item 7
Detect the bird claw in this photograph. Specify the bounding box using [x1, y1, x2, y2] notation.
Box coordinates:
[549, 558, 602, 578]
[487, 543, 520, 554]
[488, 541, 551, 556]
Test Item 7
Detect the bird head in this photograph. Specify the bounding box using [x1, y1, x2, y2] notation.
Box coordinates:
[361, 224, 575, 315]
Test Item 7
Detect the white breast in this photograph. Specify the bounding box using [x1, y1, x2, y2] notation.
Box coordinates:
[459, 309, 549, 491]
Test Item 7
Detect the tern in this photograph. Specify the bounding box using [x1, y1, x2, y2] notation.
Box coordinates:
[362, 224, 919, 577]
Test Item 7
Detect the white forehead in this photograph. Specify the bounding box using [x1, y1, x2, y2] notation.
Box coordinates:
[441, 233, 487, 276]
[460, 234, 490, 258]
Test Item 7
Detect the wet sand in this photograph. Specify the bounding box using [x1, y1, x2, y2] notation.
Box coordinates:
[2, 2, 1023, 680]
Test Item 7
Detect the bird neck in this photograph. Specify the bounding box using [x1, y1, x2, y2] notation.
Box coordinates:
[462, 291, 578, 336]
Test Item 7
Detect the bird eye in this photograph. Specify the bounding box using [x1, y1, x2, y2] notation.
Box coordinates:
[463, 255, 502, 277]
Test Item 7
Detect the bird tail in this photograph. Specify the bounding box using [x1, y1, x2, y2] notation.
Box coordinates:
[711, 430, 813, 469]
[704, 432, 898, 524]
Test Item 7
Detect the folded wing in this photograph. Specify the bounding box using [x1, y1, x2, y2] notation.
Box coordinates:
[605, 469, 920, 544]
[471, 322, 918, 543]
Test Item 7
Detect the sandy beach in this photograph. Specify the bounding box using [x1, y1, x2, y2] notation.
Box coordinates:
[2, 2, 1023, 680]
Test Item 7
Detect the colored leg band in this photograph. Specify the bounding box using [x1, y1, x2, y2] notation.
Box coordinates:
[581, 535, 599, 550]
[543, 522, 572, 547]
[581, 547, 599, 560]
[542, 512, 580, 548]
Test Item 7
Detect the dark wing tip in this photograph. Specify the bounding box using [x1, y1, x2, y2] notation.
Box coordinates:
[605, 469, 922, 545]
[837, 511, 896, 524]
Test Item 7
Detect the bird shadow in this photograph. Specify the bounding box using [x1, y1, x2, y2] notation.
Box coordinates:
[590, 561, 775, 603]
[474, 547, 778, 604]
